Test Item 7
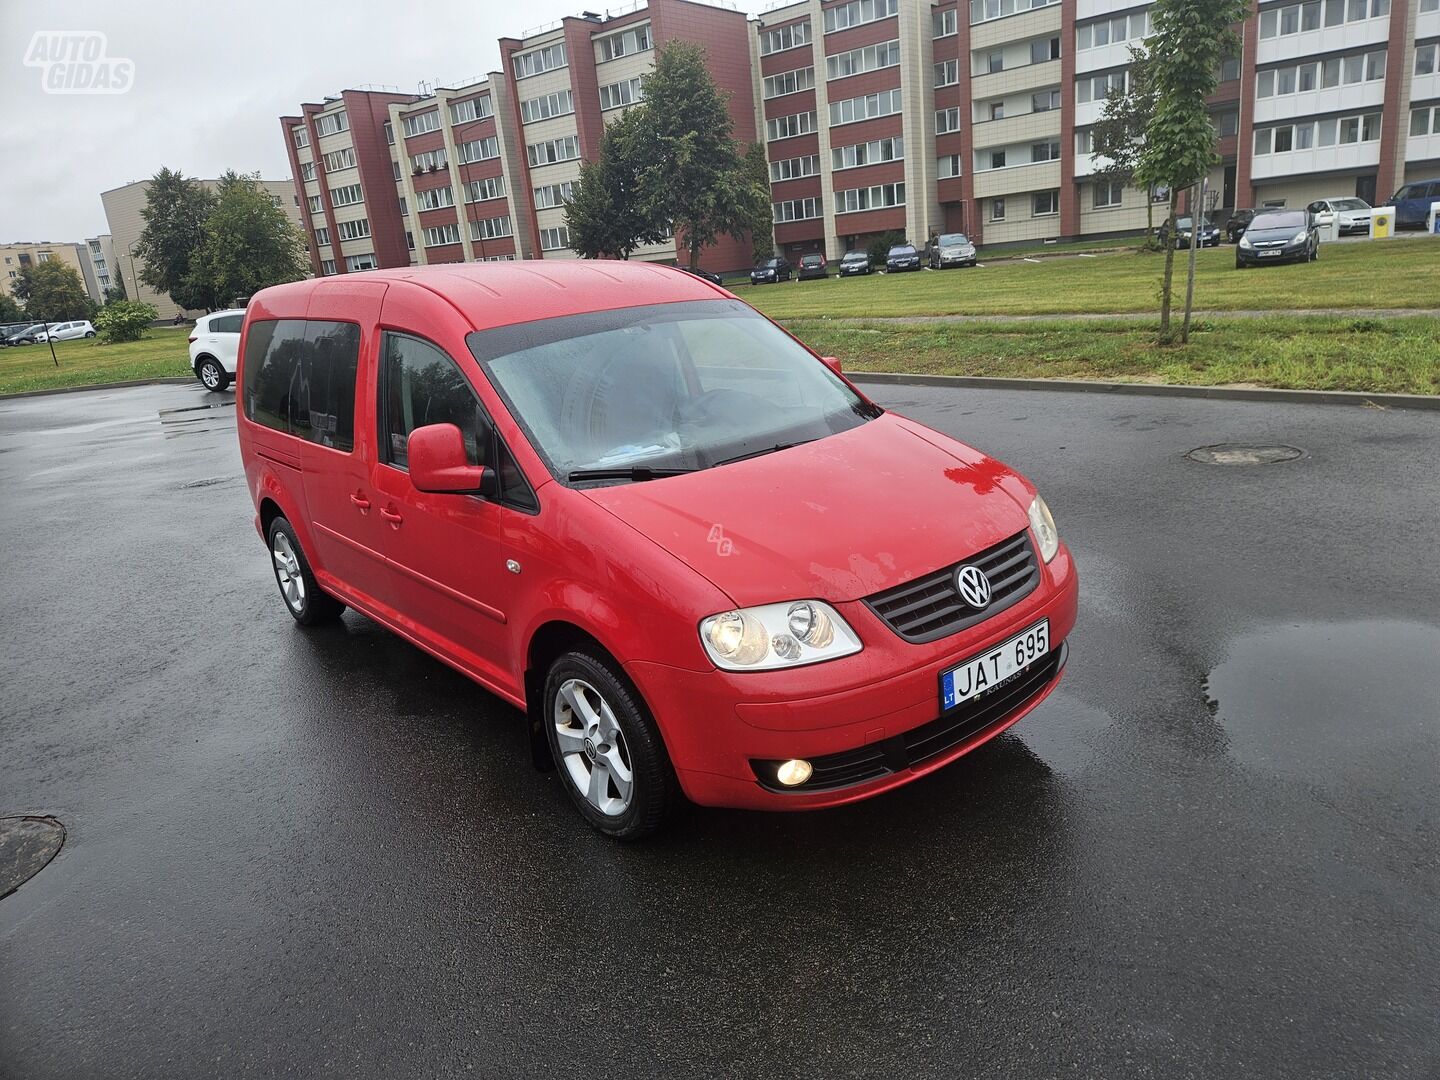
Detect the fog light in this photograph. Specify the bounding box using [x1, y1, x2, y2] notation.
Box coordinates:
[775, 759, 813, 787]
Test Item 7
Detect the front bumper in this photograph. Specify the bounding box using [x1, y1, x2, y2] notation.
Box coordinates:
[625, 542, 1079, 811]
[887, 262, 921, 272]
[1236, 243, 1306, 265]
[840, 265, 870, 275]
[936, 254, 976, 267]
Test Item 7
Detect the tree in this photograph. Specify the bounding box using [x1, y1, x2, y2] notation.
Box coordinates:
[740, 143, 775, 265]
[94, 300, 158, 343]
[641, 41, 755, 270]
[1134, 0, 1247, 343]
[1092, 48, 1160, 241]
[12, 261, 93, 321]
[134, 167, 218, 312]
[192, 171, 309, 306]
[0, 291, 23, 322]
[566, 107, 669, 259]
[103, 265, 128, 304]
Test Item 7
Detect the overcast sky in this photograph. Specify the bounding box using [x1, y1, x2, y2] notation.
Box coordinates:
[2, 0, 774, 242]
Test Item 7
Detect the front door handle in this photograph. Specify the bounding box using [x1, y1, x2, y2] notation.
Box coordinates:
[379, 505, 404, 527]
[349, 492, 371, 512]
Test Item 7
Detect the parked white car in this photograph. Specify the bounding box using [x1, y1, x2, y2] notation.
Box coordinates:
[188, 309, 245, 391]
[45, 320, 96, 341]
[1307, 197, 1372, 235]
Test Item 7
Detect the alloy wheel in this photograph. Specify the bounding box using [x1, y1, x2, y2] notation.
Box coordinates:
[553, 678, 634, 816]
[272, 532, 305, 612]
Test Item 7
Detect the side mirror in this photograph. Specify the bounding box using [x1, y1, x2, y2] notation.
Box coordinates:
[408, 423, 496, 496]
[820, 355, 843, 376]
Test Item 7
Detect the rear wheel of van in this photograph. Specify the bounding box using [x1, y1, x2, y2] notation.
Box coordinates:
[267, 517, 345, 626]
[543, 650, 678, 840]
[197, 357, 230, 392]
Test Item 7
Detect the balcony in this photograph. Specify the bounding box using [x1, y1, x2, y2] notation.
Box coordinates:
[1253, 80, 1385, 125]
[1255, 17, 1388, 65]
[1075, 40, 1143, 76]
[972, 158, 1062, 198]
[1250, 139, 1380, 180]
[970, 110, 1062, 149]
[971, 59, 1061, 102]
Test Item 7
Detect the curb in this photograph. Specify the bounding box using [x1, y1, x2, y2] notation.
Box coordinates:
[0, 377, 196, 400]
[848, 372, 1440, 411]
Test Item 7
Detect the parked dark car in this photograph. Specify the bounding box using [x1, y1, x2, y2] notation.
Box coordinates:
[1225, 209, 1257, 243]
[1160, 215, 1221, 248]
[679, 266, 723, 286]
[749, 257, 792, 284]
[838, 250, 872, 276]
[3, 323, 48, 346]
[927, 232, 978, 269]
[797, 254, 828, 280]
[885, 244, 922, 272]
[1235, 209, 1319, 267]
[0, 323, 32, 346]
[1385, 178, 1440, 228]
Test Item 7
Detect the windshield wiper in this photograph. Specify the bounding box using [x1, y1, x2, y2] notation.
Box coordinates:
[567, 465, 697, 483]
[712, 440, 815, 468]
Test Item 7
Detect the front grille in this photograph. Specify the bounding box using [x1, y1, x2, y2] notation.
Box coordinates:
[752, 643, 1065, 793]
[864, 530, 1039, 643]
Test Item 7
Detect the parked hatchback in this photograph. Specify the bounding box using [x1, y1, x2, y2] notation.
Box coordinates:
[1385, 178, 1440, 228]
[838, 251, 872, 277]
[1307, 197, 1371, 235]
[3, 323, 49, 345]
[46, 320, 96, 341]
[886, 244, 922, 272]
[237, 263, 1077, 838]
[189, 308, 246, 390]
[749, 257, 792, 284]
[1236, 209, 1319, 267]
[797, 254, 828, 280]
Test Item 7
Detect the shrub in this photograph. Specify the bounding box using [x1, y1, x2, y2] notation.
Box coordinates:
[94, 300, 159, 344]
[866, 230, 908, 267]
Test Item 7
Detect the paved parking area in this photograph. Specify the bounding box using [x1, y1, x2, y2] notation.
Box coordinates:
[2, 382, 1437, 1078]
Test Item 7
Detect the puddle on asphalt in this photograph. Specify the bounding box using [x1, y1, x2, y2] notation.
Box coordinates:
[1205, 620, 1440, 837]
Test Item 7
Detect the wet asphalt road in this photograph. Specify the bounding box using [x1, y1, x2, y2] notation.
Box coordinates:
[1, 381, 1437, 1079]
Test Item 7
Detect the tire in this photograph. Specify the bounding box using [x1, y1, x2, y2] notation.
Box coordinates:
[197, 357, 230, 391]
[544, 649, 678, 840]
[266, 517, 345, 626]
[84, 331, 95, 338]
[1310, 244, 1319, 262]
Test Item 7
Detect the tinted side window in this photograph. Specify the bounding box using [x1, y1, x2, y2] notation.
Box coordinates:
[381, 332, 491, 470]
[242, 318, 359, 452]
[243, 319, 305, 434]
[212, 314, 243, 334]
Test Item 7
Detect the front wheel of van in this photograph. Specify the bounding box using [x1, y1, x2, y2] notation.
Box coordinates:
[544, 651, 678, 840]
[267, 517, 345, 626]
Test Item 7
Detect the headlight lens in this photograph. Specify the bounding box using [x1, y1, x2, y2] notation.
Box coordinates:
[1239, 234, 1252, 248]
[1292, 230, 1308, 243]
[1027, 495, 1060, 563]
[700, 600, 861, 671]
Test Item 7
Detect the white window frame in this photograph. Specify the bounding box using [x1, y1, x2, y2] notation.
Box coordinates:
[835, 182, 905, 214]
[466, 176, 506, 203]
[770, 154, 821, 181]
[314, 110, 348, 137]
[527, 135, 580, 168]
[534, 182, 576, 209]
[514, 43, 566, 79]
[402, 110, 440, 137]
[760, 21, 811, 55]
[337, 219, 371, 241]
[773, 197, 822, 222]
[471, 216, 514, 241]
[764, 67, 816, 99]
[766, 111, 818, 141]
[539, 226, 571, 251]
[598, 25, 651, 62]
[457, 138, 499, 164]
[826, 40, 901, 80]
[828, 87, 903, 126]
[824, 0, 899, 34]
[423, 224, 461, 247]
[329, 183, 363, 207]
[520, 89, 575, 124]
[599, 77, 644, 110]
[415, 186, 456, 211]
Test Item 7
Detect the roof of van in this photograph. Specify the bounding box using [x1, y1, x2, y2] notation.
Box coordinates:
[257, 260, 727, 332]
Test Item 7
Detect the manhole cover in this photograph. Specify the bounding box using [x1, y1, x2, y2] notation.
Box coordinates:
[1185, 444, 1303, 466]
[1, 816, 65, 900]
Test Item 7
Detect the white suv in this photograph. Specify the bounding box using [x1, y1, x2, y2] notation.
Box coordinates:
[188, 309, 245, 391]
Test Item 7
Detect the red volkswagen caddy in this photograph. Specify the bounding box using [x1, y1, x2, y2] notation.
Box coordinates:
[237, 262, 1077, 838]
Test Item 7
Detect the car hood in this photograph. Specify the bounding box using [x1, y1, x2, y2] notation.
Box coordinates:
[580, 413, 1033, 607]
[1246, 225, 1306, 242]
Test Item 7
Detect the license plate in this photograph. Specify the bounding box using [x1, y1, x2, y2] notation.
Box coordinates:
[1259, 250, 1281, 257]
[940, 619, 1049, 711]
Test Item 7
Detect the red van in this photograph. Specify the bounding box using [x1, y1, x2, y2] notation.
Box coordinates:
[237, 263, 1077, 838]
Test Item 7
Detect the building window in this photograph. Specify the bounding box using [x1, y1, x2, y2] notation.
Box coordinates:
[935, 60, 960, 86]
[1033, 190, 1059, 216]
[539, 226, 571, 251]
[292, 126, 309, 149]
[823, 0, 899, 34]
[835, 182, 905, 213]
[301, 162, 316, 181]
[393, 160, 402, 181]
[1030, 37, 1061, 64]
[1274, 126, 1293, 152]
[938, 154, 963, 178]
[1032, 90, 1060, 112]
[759, 20, 811, 55]
[330, 183, 363, 207]
[320, 259, 337, 276]
[402, 110, 439, 138]
[383, 122, 394, 146]
[990, 102, 1005, 120]
[764, 67, 816, 99]
[767, 111, 818, 141]
[323, 147, 356, 172]
[1417, 44, 1438, 76]
[829, 40, 902, 81]
[598, 25, 651, 62]
[990, 197, 1006, 221]
[415, 186, 455, 211]
[520, 89, 575, 124]
[599, 77, 644, 110]
[308, 194, 324, 214]
[314, 227, 330, 246]
[1032, 140, 1061, 162]
[1254, 128, 1272, 154]
[457, 138, 499, 164]
[1217, 111, 1239, 137]
[406, 231, 415, 252]
[771, 154, 822, 181]
[527, 135, 580, 167]
[534, 182, 576, 209]
[990, 150, 1007, 169]
[1263, 0, 1387, 38]
[465, 176, 506, 203]
[828, 87, 903, 125]
[314, 110, 348, 137]
[337, 219, 371, 241]
[988, 51, 1004, 73]
[514, 43, 566, 79]
[399, 196, 409, 217]
[424, 224, 462, 247]
[345, 253, 378, 272]
[933, 8, 958, 36]
[971, 0, 1058, 24]
[936, 107, 961, 134]
[773, 197, 822, 222]
[1078, 12, 1149, 50]
[411, 149, 448, 173]
[471, 216, 513, 241]
[831, 136, 903, 170]
[450, 96, 492, 124]
[1094, 181, 1123, 208]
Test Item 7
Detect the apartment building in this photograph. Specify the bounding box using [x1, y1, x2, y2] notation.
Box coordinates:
[278, 0, 1439, 269]
[0, 241, 98, 304]
[100, 178, 304, 319]
[83, 234, 118, 298]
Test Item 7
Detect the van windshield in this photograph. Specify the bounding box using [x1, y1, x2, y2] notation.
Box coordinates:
[471, 300, 880, 483]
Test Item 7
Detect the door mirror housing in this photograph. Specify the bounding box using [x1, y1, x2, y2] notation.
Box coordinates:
[407, 423, 497, 497]
[820, 355, 843, 376]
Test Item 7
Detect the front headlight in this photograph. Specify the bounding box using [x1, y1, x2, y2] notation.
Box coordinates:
[1027, 495, 1060, 563]
[699, 600, 862, 671]
[1239, 234, 1253, 249]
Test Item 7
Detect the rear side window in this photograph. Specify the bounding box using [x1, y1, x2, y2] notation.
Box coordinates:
[211, 314, 243, 334]
[242, 318, 360, 452]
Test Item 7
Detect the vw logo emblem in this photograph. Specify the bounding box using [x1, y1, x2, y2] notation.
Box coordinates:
[955, 565, 992, 609]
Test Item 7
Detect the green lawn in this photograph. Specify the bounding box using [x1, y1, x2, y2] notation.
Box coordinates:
[0, 329, 194, 395]
[791, 315, 1440, 394]
[737, 240, 1440, 318]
